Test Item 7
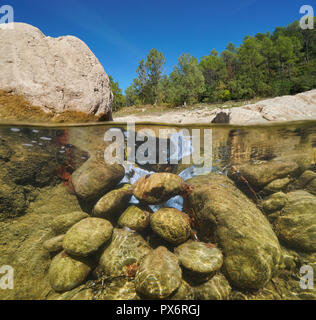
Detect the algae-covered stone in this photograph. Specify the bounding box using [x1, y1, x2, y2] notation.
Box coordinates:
[169, 280, 195, 300]
[72, 159, 125, 201]
[63, 217, 113, 257]
[184, 173, 283, 290]
[93, 184, 132, 219]
[174, 240, 223, 275]
[43, 235, 65, 253]
[133, 173, 186, 204]
[238, 159, 299, 187]
[274, 190, 316, 252]
[135, 246, 182, 299]
[298, 170, 316, 195]
[150, 208, 191, 244]
[99, 228, 151, 278]
[263, 177, 291, 193]
[48, 251, 92, 292]
[297, 170, 316, 187]
[193, 273, 232, 300]
[94, 278, 140, 300]
[263, 192, 288, 213]
[51, 211, 89, 235]
[118, 205, 150, 231]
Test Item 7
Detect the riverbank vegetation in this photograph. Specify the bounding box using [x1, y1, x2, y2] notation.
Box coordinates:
[111, 19, 316, 109]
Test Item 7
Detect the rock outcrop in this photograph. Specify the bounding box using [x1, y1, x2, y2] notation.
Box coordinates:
[0, 23, 113, 120]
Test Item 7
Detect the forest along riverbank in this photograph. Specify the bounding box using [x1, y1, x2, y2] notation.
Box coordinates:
[0, 121, 315, 300]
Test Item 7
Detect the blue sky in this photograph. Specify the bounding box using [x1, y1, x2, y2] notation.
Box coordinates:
[3, 0, 316, 91]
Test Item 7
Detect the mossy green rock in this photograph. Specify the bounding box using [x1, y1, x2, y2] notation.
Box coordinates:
[150, 208, 191, 244]
[48, 251, 92, 292]
[263, 177, 291, 193]
[133, 173, 185, 204]
[63, 217, 113, 257]
[238, 159, 299, 187]
[43, 234, 65, 253]
[99, 228, 151, 278]
[135, 246, 182, 299]
[263, 192, 288, 213]
[93, 184, 132, 219]
[51, 211, 89, 235]
[274, 190, 316, 252]
[72, 159, 125, 201]
[118, 205, 150, 231]
[193, 273, 232, 300]
[297, 170, 316, 187]
[169, 280, 195, 300]
[174, 240, 223, 274]
[184, 173, 283, 290]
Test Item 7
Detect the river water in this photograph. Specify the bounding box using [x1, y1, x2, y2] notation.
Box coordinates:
[0, 120, 315, 300]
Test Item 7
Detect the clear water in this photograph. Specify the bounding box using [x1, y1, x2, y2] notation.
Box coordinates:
[0, 120, 315, 300]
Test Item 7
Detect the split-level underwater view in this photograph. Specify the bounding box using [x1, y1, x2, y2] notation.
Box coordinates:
[0, 120, 315, 300]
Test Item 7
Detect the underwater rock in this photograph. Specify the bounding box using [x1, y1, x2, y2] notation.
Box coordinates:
[43, 235, 65, 253]
[274, 190, 316, 252]
[133, 172, 187, 204]
[184, 173, 283, 290]
[0, 138, 13, 161]
[94, 278, 140, 300]
[135, 246, 182, 299]
[47, 285, 94, 300]
[193, 273, 232, 300]
[238, 159, 299, 187]
[169, 280, 195, 300]
[0, 180, 26, 219]
[99, 228, 151, 278]
[51, 211, 89, 235]
[150, 208, 191, 244]
[262, 192, 288, 213]
[297, 170, 316, 195]
[263, 177, 291, 193]
[118, 205, 150, 231]
[93, 184, 132, 219]
[72, 159, 125, 201]
[48, 251, 92, 292]
[297, 170, 316, 188]
[63, 217, 113, 257]
[174, 240, 223, 283]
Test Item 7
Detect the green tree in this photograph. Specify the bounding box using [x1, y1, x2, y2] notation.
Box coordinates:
[109, 76, 125, 111]
[199, 49, 228, 102]
[135, 48, 166, 104]
[169, 53, 205, 106]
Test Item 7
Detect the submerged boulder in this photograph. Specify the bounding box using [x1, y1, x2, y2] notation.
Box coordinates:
[174, 240, 223, 283]
[50, 211, 89, 235]
[133, 173, 187, 204]
[262, 192, 288, 213]
[184, 173, 283, 290]
[118, 205, 150, 231]
[193, 273, 232, 300]
[99, 228, 151, 278]
[93, 184, 132, 219]
[48, 251, 92, 292]
[237, 159, 299, 188]
[43, 235, 65, 253]
[150, 208, 191, 244]
[63, 217, 113, 257]
[135, 246, 182, 299]
[274, 190, 316, 252]
[72, 159, 125, 201]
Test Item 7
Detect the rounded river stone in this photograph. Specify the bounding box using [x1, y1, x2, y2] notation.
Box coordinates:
[63, 217, 113, 257]
[150, 208, 191, 244]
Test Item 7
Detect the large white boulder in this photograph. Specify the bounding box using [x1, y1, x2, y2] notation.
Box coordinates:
[0, 23, 113, 120]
